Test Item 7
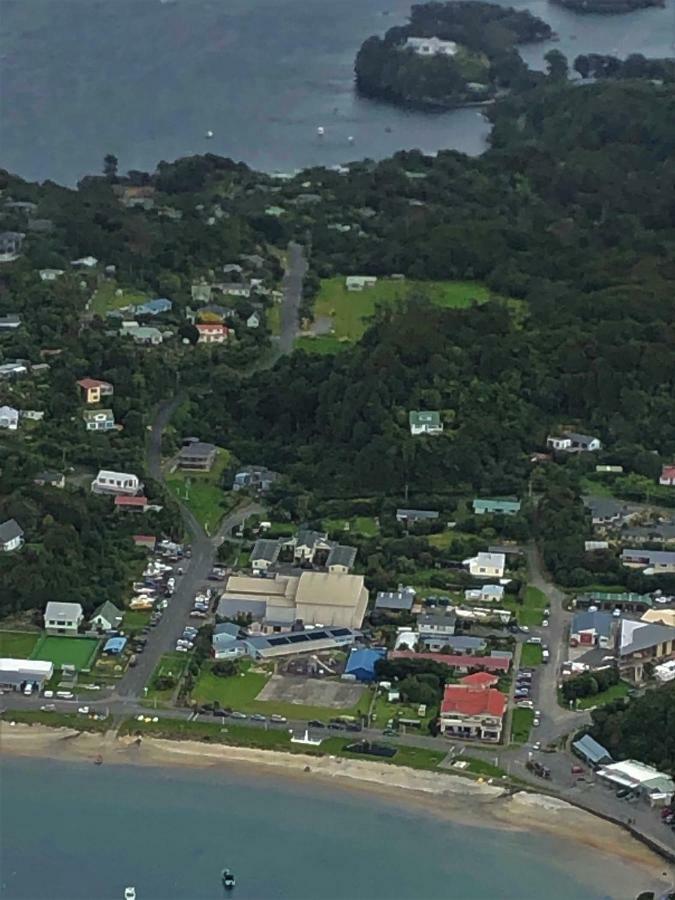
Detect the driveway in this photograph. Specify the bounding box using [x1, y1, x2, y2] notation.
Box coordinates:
[278, 241, 307, 355]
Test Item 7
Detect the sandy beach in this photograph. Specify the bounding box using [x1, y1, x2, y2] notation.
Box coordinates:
[2, 723, 673, 898]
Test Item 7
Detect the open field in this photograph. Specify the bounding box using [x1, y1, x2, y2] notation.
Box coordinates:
[30, 635, 99, 671]
[90, 282, 148, 317]
[502, 586, 547, 627]
[1, 709, 109, 732]
[299, 277, 492, 351]
[122, 609, 152, 633]
[166, 447, 235, 533]
[0, 631, 40, 658]
[371, 694, 436, 731]
[192, 664, 371, 722]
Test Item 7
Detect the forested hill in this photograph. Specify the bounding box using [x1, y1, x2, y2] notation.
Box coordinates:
[184, 80, 675, 497]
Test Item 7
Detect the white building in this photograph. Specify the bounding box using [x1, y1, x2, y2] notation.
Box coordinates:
[546, 431, 602, 452]
[0, 405, 19, 430]
[345, 275, 377, 292]
[596, 760, 675, 806]
[0, 519, 24, 552]
[654, 659, 675, 683]
[405, 36, 458, 57]
[464, 584, 505, 603]
[44, 601, 84, 635]
[91, 470, 142, 496]
[0, 658, 53, 692]
[466, 552, 505, 579]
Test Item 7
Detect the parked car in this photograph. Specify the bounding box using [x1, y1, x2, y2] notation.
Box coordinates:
[128, 654, 138, 667]
[328, 722, 345, 731]
[532, 717, 540, 727]
[78, 706, 90, 714]
[250, 714, 266, 722]
[542, 619, 549, 628]
[230, 711, 248, 720]
[40, 704, 56, 711]
[308, 720, 325, 728]
[516, 701, 534, 709]
[269, 714, 287, 724]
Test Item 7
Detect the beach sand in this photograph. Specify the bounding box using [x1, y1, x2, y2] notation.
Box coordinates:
[2, 723, 673, 898]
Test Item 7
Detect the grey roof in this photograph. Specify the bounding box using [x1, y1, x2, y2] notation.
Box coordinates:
[437, 635, 488, 652]
[0, 315, 22, 327]
[620, 622, 675, 656]
[212, 631, 239, 650]
[216, 597, 267, 619]
[251, 539, 281, 565]
[583, 496, 628, 520]
[326, 544, 357, 569]
[0, 519, 23, 544]
[214, 622, 242, 638]
[92, 600, 122, 624]
[417, 611, 457, 628]
[566, 432, 598, 444]
[621, 549, 675, 566]
[573, 734, 613, 765]
[35, 471, 63, 484]
[44, 601, 83, 619]
[571, 610, 615, 639]
[375, 589, 415, 611]
[295, 529, 328, 549]
[178, 441, 217, 459]
[396, 509, 439, 520]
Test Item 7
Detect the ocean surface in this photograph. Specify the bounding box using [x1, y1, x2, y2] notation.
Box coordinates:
[1, 0, 674, 185]
[0, 756, 618, 900]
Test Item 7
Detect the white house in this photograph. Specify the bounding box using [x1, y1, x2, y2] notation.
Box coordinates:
[90, 601, 123, 632]
[0, 658, 54, 692]
[464, 584, 505, 603]
[246, 312, 260, 328]
[466, 552, 505, 579]
[0, 405, 19, 430]
[547, 431, 602, 452]
[91, 470, 142, 496]
[39, 268, 66, 281]
[345, 276, 377, 292]
[0, 519, 24, 552]
[660, 465, 675, 487]
[71, 256, 98, 268]
[408, 410, 443, 435]
[44, 601, 84, 635]
[405, 36, 458, 57]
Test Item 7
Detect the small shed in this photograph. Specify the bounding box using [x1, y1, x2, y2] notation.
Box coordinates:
[102, 636, 128, 655]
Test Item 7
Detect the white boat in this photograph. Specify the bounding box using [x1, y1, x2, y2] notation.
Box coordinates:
[347, 135, 354, 143]
[124, 887, 136, 900]
[316, 126, 324, 136]
[205, 130, 214, 139]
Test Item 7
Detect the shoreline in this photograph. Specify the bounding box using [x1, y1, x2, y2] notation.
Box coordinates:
[2, 723, 673, 897]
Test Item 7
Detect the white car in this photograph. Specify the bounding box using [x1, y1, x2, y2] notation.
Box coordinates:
[542, 619, 549, 627]
[40, 704, 56, 711]
[78, 706, 90, 715]
[532, 718, 540, 727]
[516, 700, 534, 709]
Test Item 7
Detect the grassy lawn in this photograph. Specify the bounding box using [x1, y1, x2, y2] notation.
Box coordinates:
[1, 709, 109, 732]
[146, 652, 189, 702]
[569, 681, 631, 710]
[0, 630, 40, 658]
[166, 447, 235, 533]
[122, 609, 152, 633]
[454, 46, 489, 82]
[295, 334, 348, 355]
[306, 277, 492, 346]
[266, 303, 281, 337]
[510, 708, 534, 744]
[90, 282, 148, 316]
[30, 635, 99, 671]
[370, 693, 436, 731]
[323, 516, 379, 537]
[520, 643, 543, 667]
[191, 663, 371, 722]
[502, 586, 548, 627]
[580, 477, 616, 498]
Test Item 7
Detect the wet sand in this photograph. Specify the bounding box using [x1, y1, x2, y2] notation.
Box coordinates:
[2, 723, 673, 898]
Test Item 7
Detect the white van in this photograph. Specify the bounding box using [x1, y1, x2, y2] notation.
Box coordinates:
[23, 683, 33, 696]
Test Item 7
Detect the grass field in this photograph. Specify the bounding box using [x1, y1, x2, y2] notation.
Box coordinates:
[323, 516, 379, 537]
[146, 652, 190, 702]
[300, 277, 492, 351]
[90, 282, 148, 317]
[1, 709, 109, 732]
[510, 707, 534, 744]
[166, 448, 235, 533]
[502, 586, 548, 628]
[122, 609, 152, 633]
[520, 643, 543, 667]
[370, 694, 436, 731]
[30, 635, 99, 671]
[0, 631, 40, 658]
[192, 664, 371, 722]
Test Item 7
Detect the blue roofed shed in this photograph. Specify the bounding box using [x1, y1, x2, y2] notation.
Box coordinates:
[344, 647, 386, 682]
[572, 734, 613, 768]
[135, 298, 173, 316]
[102, 636, 128, 655]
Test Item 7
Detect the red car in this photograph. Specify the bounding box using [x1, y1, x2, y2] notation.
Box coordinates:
[571, 765, 585, 775]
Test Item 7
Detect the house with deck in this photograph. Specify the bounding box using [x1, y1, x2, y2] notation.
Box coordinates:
[177, 441, 217, 471]
[547, 431, 602, 452]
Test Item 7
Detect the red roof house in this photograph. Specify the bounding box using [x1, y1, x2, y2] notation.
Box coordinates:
[460, 671, 499, 688]
[660, 465, 675, 487]
[114, 495, 148, 511]
[439, 683, 507, 742]
[77, 377, 113, 404]
[133, 534, 156, 549]
[196, 323, 229, 344]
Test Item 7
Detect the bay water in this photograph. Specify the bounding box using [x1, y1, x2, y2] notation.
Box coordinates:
[1, 0, 673, 185]
[0, 756, 619, 900]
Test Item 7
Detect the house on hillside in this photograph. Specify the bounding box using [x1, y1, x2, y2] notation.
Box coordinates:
[375, 586, 416, 612]
[44, 601, 83, 635]
[0, 406, 19, 431]
[177, 441, 217, 471]
[121, 324, 163, 345]
[417, 611, 457, 640]
[547, 431, 602, 452]
[191, 283, 212, 303]
[90, 601, 123, 632]
[0, 519, 24, 553]
[83, 409, 115, 431]
[232, 466, 278, 492]
[33, 471, 65, 489]
[0, 231, 25, 259]
[288, 530, 333, 564]
[621, 549, 675, 574]
[583, 497, 633, 527]
[71, 256, 98, 268]
[404, 36, 458, 56]
[617, 619, 675, 682]
[134, 298, 172, 317]
[0, 314, 22, 330]
[114, 495, 150, 513]
[466, 552, 505, 579]
[77, 378, 114, 404]
[408, 410, 443, 436]
[464, 584, 504, 603]
[326, 544, 357, 574]
[39, 268, 65, 281]
[246, 312, 260, 328]
[472, 498, 521, 516]
[91, 470, 142, 496]
[660, 465, 675, 487]
[196, 323, 229, 344]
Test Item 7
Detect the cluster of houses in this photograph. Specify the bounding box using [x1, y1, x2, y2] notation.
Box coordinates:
[77, 377, 116, 432]
[567, 594, 675, 683]
[250, 529, 358, 576]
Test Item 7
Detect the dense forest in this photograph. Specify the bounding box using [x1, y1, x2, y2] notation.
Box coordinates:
[355, 1, 550, 108]
[589, 684, 675, 774]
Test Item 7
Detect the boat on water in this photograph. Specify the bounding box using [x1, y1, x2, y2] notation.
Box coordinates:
[222, 868, 236, 890]
[316, 126, 325, 136]
[124, 888, 136, 900]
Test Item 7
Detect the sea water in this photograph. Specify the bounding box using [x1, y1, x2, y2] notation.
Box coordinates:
[1, 0, 673, 185]
[0, 756, 617, 900]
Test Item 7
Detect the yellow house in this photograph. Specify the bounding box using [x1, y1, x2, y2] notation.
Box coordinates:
[77, 377, 113, 404]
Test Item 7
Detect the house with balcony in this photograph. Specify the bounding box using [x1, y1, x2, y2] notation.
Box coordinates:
[177, 441, 217, 471]
[438, 681, 507, 742]
[196, 323, 229, 344]
[621, 548, 675, 575]
[83, 409, 115, 431]
[617, 619, 675, 683]
[659, 464, 675, 487]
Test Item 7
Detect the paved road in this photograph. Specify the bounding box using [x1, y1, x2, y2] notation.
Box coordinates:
[278, 241, 307, 355]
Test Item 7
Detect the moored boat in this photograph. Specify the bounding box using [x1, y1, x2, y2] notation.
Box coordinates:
[222, 868, 236, 890]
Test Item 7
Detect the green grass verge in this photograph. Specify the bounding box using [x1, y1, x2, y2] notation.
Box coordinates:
[323, 516, 379, 537]
[307, 277, 492, 345]
[191, 664, 371, 722]
[166, 447, 235, 533]
[122, 609, 152, 633]
[30, 635, 99, 671]
[520, 643, 543, 667]
[0, 630, 40, 658]
[566, 681, 631, 711]
[370, 694, 436, 731]
[510, 708, 534, 744]
[1, 709, 109, 732]
[146, 652, 189, 702]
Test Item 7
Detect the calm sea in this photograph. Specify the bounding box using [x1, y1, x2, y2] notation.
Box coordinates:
[0, 0, 673, 185]
[0, 756, 617, 900]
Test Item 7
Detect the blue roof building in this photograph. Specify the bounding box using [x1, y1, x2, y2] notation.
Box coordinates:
[344, 647, 386, 682]
[572, 734, 613, 768]
[134, 298, 173, 316]
[102, 636, 127, 655]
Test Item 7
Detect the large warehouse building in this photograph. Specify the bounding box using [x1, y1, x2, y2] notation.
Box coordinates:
[216, 571, 368, 631]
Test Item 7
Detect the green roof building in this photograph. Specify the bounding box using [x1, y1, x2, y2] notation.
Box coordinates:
[409, 410, 443, 436]
[473, 498, 521, 516]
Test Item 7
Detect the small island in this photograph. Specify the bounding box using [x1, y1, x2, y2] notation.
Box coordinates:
[552, 0, 663, 14]
[354, 1, 552, 110]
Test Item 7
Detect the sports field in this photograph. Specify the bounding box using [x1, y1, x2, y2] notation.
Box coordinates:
[31, 635, 99, 671]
